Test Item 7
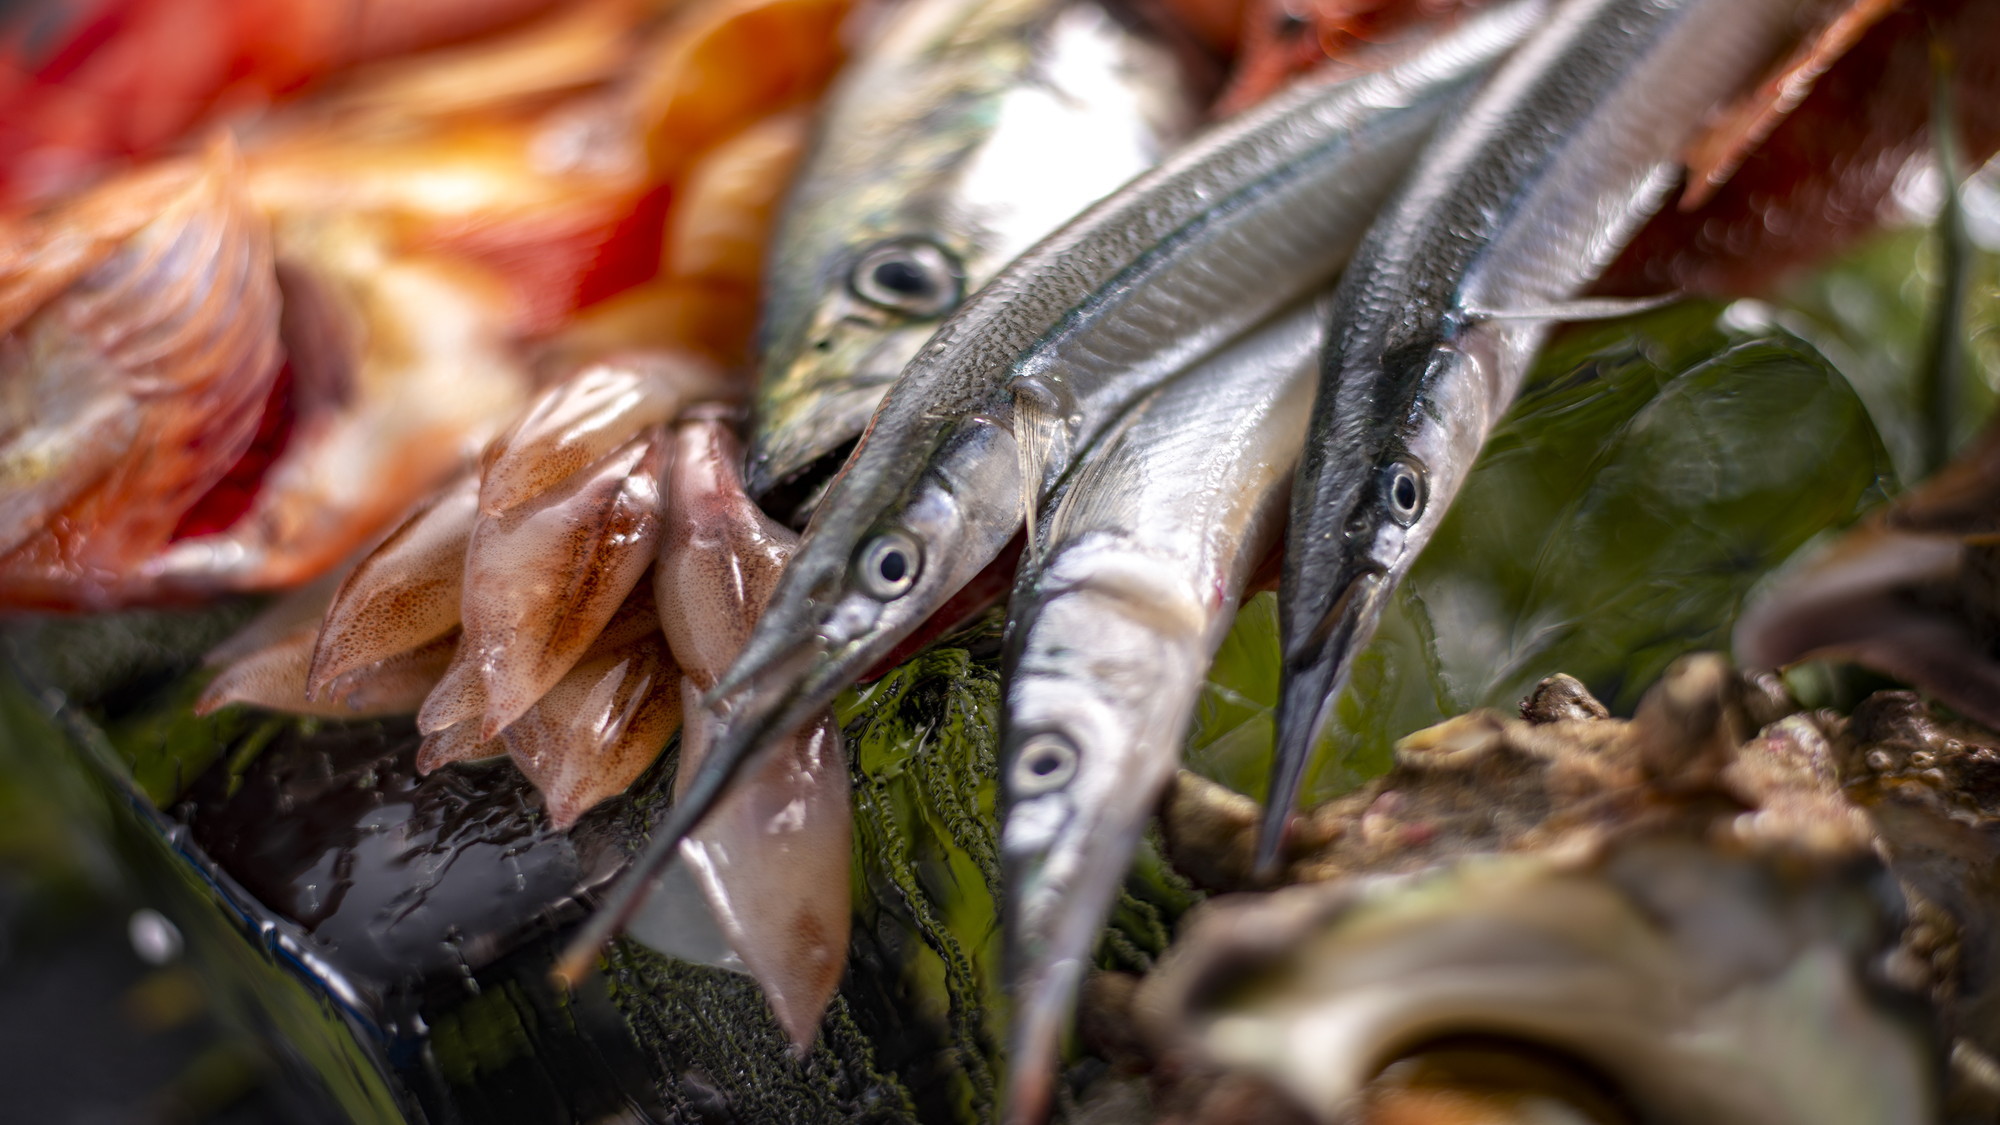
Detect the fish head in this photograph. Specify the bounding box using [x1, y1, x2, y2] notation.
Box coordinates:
[749, 231, 970, 503]
[1280, 341, 1482, 725]
[999, 548, 1201, 1120]
[713, 407, 1025, 747]
[561, 406, 1029, 979]
[1270, 324, 1507, 867]
[747, 0, 1198, 512]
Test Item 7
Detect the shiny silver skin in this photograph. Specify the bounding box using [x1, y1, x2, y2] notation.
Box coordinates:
[554, 9, 1557, 953]
[559, 9, 1542, 964]
[747, 0, 1198, 507]
[999, 301, 1321, 1123]
[1266, 0, 1804, 870]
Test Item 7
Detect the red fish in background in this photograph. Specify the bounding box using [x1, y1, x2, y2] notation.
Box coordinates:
[0, 0, 851, 610]
[0, 0, 566, 205]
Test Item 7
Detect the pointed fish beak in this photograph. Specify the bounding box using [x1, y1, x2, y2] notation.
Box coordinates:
[1260, 566, 1385, 876]
[1000, 784, 1160, 1125]
[1002, 952, 1081, 1125]
[1001, 858, 1099, 1125]
[700, 624, 830, 714]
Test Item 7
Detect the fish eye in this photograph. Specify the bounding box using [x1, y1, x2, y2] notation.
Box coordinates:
[1383, 460, 1425, 526]
[849, 239, 963, 318]
[1011, 733, 1078, 797]
[855, 530, 922, 599]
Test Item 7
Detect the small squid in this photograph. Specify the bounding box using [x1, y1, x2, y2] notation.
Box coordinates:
[643, 413, 852, 1050]
[416, 585, 685, 831]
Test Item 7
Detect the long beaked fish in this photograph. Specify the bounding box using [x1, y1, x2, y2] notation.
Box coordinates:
[551, 5, 1549, 964]
[1265, 0, 1809, 870]
[746, 0, 1198, 510]
[999, 300, 1321, 1124]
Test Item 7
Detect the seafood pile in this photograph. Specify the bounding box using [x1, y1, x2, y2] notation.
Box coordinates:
[5, 0, 2000, 1120]
[1105, 658, 1957, 1124]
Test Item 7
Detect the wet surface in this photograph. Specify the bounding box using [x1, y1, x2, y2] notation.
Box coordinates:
[181, 719, 627, 1007]
[3, 608, 672, 1123]
[0, 877, 282, 1125]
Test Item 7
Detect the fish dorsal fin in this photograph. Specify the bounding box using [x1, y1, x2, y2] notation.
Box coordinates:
[1464, 293, 1682, 323]
[1009, 376, 1068, 560]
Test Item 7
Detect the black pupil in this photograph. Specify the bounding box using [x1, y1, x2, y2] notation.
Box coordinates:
[872, 257, 931, 297]
[1030, 749, 1062, 775]
[877, 549, 908, 584]
[1393, 472, 1418, 511]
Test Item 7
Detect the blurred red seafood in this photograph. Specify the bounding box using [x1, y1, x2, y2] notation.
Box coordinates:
[0, 0, 852, 610]
[0, 142, 283, 608]
[1604, 0, 2000, 295]
[0, 0, 576, 206]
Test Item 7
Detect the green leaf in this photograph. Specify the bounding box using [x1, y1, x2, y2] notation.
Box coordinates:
[834, 648, 1006, 1124]
[1774, 222, 2000, 484]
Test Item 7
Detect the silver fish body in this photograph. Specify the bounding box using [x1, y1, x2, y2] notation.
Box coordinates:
[588, 8, 1553, 928]
[999, 301, 1322, 1123]
[1266, 0, 1805, 868]
[747, 0, 1198, 508]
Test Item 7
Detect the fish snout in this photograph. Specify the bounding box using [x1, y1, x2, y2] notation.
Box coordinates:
[1262, 566, 1390, 875]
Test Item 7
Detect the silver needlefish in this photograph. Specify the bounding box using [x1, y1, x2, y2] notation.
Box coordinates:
[557, 2, 1545, 965]
[1265, 0, 1808, 871]
[746, 0, 1199, 513]
[999, 299, 1321, 1125]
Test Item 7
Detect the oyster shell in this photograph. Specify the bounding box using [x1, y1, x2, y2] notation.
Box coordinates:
[1102, 657, 1943, 1124]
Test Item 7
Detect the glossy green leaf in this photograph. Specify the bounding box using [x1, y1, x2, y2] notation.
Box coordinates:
[1775, 219, 2000, 483]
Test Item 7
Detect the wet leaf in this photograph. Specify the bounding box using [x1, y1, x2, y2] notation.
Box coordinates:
[1774, 204, 2000, 483]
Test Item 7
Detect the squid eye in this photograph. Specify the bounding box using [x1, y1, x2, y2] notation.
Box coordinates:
[1011, 733, 1078, 796]
[849, 239, 963, 317]
[855, 531, 922, 599]
[1383, 460, 1425, 527]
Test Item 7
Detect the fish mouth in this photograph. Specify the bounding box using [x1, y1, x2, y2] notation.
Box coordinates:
[1001, 844, 1110, 1125]
[1259, 565, 1386, 875]
[745, 370, 901, 509]
[702, 623, 840, 722]
[748, 435, 861, 531]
